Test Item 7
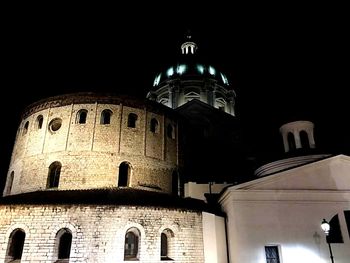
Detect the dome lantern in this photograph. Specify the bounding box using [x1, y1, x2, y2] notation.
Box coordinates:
[180, 34, 197, 55]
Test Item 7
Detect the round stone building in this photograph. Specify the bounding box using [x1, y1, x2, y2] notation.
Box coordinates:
[4, 93, 179, 196]
[0, 93, 226, 263]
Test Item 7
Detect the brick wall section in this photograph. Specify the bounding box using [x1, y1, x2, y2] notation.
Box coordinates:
[0, 204, 204, 263]
[67, 104, 96, 152]
[44, 105, 72, 153]
[92, 104, 120, 153]
[120, 106, 146, 156]
[145, 112, 164, 159]
[4, 100, 178, 196]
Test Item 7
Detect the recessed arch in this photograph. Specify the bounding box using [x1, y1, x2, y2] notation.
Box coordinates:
[23, 121, 29, 135]
[124, 227, 141, 260]
[161, 228, 175, 260]
[76, 109, 88, 124]
[36, 115, 44, 129]
[5, 228, 26, 262]
[47, 161, 62, 188]
[128, 113, 138, 128]
[118, 162, 131, 187]
[100, 109, 112, 125]
[55, 228, 73, 261]
[150, 118, 159, 133]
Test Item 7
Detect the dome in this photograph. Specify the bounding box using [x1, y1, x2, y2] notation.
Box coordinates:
[152, 56, 230, 88]
[147, 34, 236, 116]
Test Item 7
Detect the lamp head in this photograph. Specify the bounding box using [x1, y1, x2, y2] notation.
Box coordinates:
[321, 218, 330, 235]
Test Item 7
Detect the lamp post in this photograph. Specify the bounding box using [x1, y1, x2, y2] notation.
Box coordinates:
[321, 218, 334, 263]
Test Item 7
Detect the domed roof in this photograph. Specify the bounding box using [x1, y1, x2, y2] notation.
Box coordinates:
[152, 35, 230, 88]
[147, 33, 236, 116]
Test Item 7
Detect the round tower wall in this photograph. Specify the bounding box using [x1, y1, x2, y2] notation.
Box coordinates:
[4, 97, 178, 196]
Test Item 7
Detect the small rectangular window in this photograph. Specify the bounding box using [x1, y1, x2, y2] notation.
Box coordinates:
[265, 246, 280, 263]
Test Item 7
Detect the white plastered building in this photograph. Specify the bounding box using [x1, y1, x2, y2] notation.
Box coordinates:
[220, 154, 350, 263]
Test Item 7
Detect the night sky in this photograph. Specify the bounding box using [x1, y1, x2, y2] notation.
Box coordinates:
[1, 4, 349, 191]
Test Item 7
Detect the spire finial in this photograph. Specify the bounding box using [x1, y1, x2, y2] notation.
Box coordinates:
[186, 29, 192, 40]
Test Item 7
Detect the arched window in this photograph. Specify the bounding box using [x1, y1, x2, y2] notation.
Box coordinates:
[167, 124, 175, 139]
[100, 109, 112, 125]
[150, 118, 159, 133]
[300, 130, 310, 149]
[76, 109, 88, 124]
[6, 229, 25, 261]
[37, 115, 44, 129]
[124, 228, 140, 260]
[287, 132, 295, 151]
[23, 121, 29, 135]
[118, 162, 130, 187]
[47, 161, 62, 188]
[5, 171, 14, 195]
[327, 214, 343, 243]
[161, 229, 174, 260]
[128, 113, 138, 128]
[161, 233, 168, 259]
[55, 228, 72, 261]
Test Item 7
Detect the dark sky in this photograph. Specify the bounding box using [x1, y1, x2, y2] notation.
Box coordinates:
[1, 4, 349, 190]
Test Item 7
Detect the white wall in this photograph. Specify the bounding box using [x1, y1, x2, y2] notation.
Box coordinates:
[202, 212, 228, 263]
[221, 190, 350, 263]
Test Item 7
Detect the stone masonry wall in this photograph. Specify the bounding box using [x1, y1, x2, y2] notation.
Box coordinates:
[4, 101, 178, 196]
[0, 204, 204, 263]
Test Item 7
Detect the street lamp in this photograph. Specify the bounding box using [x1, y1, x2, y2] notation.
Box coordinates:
[321, 218, 334, 263]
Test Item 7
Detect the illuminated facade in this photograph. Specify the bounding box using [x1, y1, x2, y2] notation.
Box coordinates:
[3, 94, 179, 196]
[220, 155, 350, 263]
[0, 35, 349, 263]
[0, 93, 227, 263]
